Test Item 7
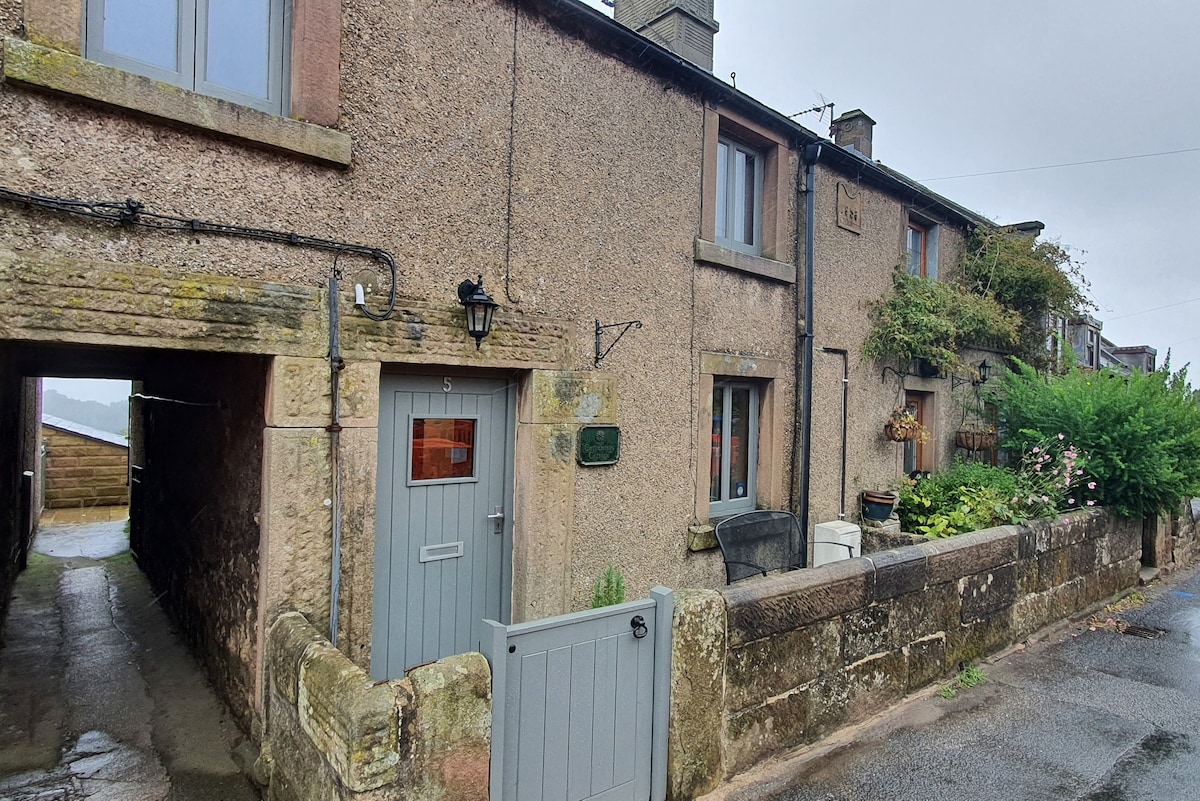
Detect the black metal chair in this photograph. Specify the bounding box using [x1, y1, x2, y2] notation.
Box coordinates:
[713, 510, 808, 584]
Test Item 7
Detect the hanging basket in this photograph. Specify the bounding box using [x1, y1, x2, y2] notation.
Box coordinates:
[884, 421, 918, 442]
[955, 430, 998, 452]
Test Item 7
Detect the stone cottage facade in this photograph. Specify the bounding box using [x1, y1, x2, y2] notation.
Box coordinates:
[0, 0, 1046, 747]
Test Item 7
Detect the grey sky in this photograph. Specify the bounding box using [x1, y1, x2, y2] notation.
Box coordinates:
[43, 378, 130, 405]
[581, 0, 1200, 374]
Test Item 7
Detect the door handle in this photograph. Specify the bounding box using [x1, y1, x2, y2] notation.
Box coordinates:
[487, 506, 504, 533]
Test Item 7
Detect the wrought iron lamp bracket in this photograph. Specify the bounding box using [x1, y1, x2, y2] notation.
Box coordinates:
[594, 319, 643, 368]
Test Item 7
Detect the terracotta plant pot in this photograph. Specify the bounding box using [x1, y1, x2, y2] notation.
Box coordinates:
[861, 490, 898, 522]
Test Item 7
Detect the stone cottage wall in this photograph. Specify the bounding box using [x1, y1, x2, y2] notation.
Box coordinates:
[41, 425, 129, 508]
[264, 612, 490, 801]
[666, 509, 1142, 799]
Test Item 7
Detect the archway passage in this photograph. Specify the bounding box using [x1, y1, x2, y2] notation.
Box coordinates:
[0, 341, 268, 798]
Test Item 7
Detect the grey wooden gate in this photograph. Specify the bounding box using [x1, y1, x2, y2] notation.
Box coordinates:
[482, 588, 673, 801]
[372, 374, 515, 680]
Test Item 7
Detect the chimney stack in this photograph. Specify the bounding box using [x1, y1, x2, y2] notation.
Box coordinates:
[832, 109, 876, 159]
[613, 0, 720, 72]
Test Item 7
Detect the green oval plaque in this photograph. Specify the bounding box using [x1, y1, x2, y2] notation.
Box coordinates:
[578, 425, 620, 466]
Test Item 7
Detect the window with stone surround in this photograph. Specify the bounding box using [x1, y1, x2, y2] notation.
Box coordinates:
[84, 0, 287, 114]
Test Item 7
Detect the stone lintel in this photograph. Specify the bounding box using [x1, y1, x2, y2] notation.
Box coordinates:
[699, 351, 784, 379]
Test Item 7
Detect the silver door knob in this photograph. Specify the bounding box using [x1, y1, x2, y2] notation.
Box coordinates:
[487, 507, 504, 533]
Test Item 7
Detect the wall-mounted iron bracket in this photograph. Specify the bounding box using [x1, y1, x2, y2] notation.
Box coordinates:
[594, 319, 642, 368]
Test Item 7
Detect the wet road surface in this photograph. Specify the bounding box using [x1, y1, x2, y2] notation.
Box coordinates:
[0, 510, 259, 800]
[709, 564, 1200, 801]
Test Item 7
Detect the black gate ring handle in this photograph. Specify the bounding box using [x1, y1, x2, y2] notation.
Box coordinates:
[630, 615, 648, 639]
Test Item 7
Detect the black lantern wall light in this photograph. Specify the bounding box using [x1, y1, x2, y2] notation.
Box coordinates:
[951, 358, 995, 390]
[457, 275, 499, 349]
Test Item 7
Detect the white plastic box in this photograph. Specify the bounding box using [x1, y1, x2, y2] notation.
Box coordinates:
[813, 521, 862, 567]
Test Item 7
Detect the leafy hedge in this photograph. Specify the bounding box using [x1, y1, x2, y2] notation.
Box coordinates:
[993, 361, 1200, 518]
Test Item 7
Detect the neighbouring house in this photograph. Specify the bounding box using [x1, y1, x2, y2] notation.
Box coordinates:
[1064, 314, 1158, 373]
[0, 0, 1061, 774]
[41, 414, 130, 508]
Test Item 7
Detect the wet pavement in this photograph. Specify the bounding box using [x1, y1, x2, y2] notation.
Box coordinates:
[710, 564, 1200, 801]
[0, 508, 259, 800]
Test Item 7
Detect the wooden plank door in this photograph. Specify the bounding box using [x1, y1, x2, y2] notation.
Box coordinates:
[371, 374, 514, 679]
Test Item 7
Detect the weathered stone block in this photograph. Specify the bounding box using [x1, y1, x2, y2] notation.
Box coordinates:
[959, 564, 1018, 624]
[806, 650, 906, 740]
[723, 558, 872, 645]
[725, 618, 839, 713]
[905, 634, 948, 693]
[1049, 515, 1090, 550]
[1018, 521, 1051, 559]
[723, 687, 809, 776]
[1011, 589, 1053, 639]
[1039, 548, 1070, 589]
[269, 612, 330, 706]
[408, 654, 492, 801]
[867, 548, 929, 600]
[266, 356, 380, 429]
[842, 604, 892, 665]
[1016, 558, 1044, 596]
[946, 608, 1014, 665]
[890, 583, 959, 646]
[921, 526, 1018, 587]
[1107, 516, 1143, 562]
[1068, 538, 1100, 580]
[297, 642, 410, 792]
[521, 370, 617, 425]
[668, 590, 727, 801]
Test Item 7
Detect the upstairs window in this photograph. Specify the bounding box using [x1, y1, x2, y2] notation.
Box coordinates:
[716, 137, 764, 256]
[906, 217, 939, 279]
[710, 382, 759, 517]
[84, 0, 287, 115]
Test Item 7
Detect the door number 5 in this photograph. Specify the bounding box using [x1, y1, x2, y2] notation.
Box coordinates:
[443, 377, 453, 393]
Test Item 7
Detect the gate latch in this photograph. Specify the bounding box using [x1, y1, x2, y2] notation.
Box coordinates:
[630, 615, 648, 639]
[487, 506, 505, 534]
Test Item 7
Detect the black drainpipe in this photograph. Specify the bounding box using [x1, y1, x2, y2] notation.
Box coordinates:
[797, 143, 821, 538]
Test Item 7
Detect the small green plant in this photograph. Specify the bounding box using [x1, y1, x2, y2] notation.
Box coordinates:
[937, 665, 986, 698]
[590, 565, 626, 609]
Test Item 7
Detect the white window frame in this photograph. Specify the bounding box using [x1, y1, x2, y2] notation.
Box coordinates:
[83, 0, 288, 115]
[710, 381, 759, 517]
[715, 136, 765, 256]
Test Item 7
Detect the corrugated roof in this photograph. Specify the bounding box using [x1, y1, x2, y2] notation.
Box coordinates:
[42, 414, 129, 448]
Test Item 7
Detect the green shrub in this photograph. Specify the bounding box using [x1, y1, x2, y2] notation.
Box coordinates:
[897, 459, 1022, 535]
[590, 565, 626, 609]
[994, 361, 1200, 517]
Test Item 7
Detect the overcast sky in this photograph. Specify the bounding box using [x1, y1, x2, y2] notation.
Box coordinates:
[582, 0, 1200, 374]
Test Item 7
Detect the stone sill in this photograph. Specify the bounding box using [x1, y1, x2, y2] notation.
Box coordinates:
[694, 238, 796, 284]
[3, 37, 352, 167]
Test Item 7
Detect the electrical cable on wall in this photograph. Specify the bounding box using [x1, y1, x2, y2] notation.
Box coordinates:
[0, 186, 399, 321]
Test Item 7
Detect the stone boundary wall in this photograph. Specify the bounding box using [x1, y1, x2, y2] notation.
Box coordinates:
[264, 612, 491, 801]
[666, 509, 1144, 799]
[41, 425, 129, 508]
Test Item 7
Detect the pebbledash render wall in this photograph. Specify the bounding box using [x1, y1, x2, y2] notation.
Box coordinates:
[0, 0, 801, 735]
[804, 162, 992, 527]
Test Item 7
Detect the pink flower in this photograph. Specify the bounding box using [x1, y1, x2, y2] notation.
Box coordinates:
[1068, 498, 1075, 505]
[1077, 469, 1084, 475]
[1011, 497, 1019, 503]
[1087, 482, 1096, 490]
[1042, 495, 1049, 502]
[1058, 434, 1065, 440]
[1035, 464, 1043, 471]
[1086, 500, 1095, 506]
[1052, 469, 1059, 475]
[1064, 518, 1071, 524]
[1033, 447, 1041, 453]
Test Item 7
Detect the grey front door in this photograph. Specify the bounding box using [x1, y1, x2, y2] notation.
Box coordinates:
[372, 374, 514, 679]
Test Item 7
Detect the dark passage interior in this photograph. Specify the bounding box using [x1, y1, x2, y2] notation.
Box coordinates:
[0, 341, 268, 796]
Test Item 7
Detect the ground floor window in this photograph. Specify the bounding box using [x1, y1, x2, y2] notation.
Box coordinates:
[710, 382, 759, 516]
